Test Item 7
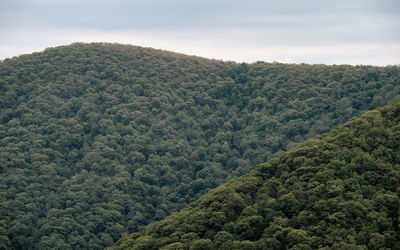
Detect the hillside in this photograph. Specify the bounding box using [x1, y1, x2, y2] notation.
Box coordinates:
[112, 102, 400, 250]
[0, 43, 400, 249]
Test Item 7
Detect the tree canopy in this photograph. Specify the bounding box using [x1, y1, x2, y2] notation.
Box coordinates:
[111, 102, 400, 250]
[0, 43, 399, 249]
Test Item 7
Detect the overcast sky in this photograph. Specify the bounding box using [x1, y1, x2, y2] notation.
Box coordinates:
[0, 0, 399, 65]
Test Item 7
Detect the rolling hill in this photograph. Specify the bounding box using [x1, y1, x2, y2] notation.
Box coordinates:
[0, 43, 399, 249]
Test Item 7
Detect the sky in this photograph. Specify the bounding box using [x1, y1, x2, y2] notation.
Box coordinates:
[0, 0, 399, 65]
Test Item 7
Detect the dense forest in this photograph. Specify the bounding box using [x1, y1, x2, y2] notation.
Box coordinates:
[111, 102, 400, 250]
[0, 43, 399, 249]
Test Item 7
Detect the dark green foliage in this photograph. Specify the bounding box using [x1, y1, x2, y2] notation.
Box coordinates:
[1, 43, 400, 249]
[111, 102, 400, 249]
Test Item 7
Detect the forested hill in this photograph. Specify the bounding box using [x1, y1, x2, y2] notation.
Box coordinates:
[111, 102, 400, 250]
[0, 43, 400, 249]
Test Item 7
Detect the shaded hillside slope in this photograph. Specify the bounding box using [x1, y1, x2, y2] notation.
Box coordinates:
[112, 102, 400, 250]
[0, 43, 400, 249]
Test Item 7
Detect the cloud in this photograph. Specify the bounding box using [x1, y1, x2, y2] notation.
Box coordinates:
[0, 0, 399, 65]
[1, 28, 398, 66]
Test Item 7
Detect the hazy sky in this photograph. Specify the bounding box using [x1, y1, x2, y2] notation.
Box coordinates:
[0, 0, 399, 65]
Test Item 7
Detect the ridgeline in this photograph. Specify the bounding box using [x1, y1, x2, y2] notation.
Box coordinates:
[112, 102, 400, 249]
